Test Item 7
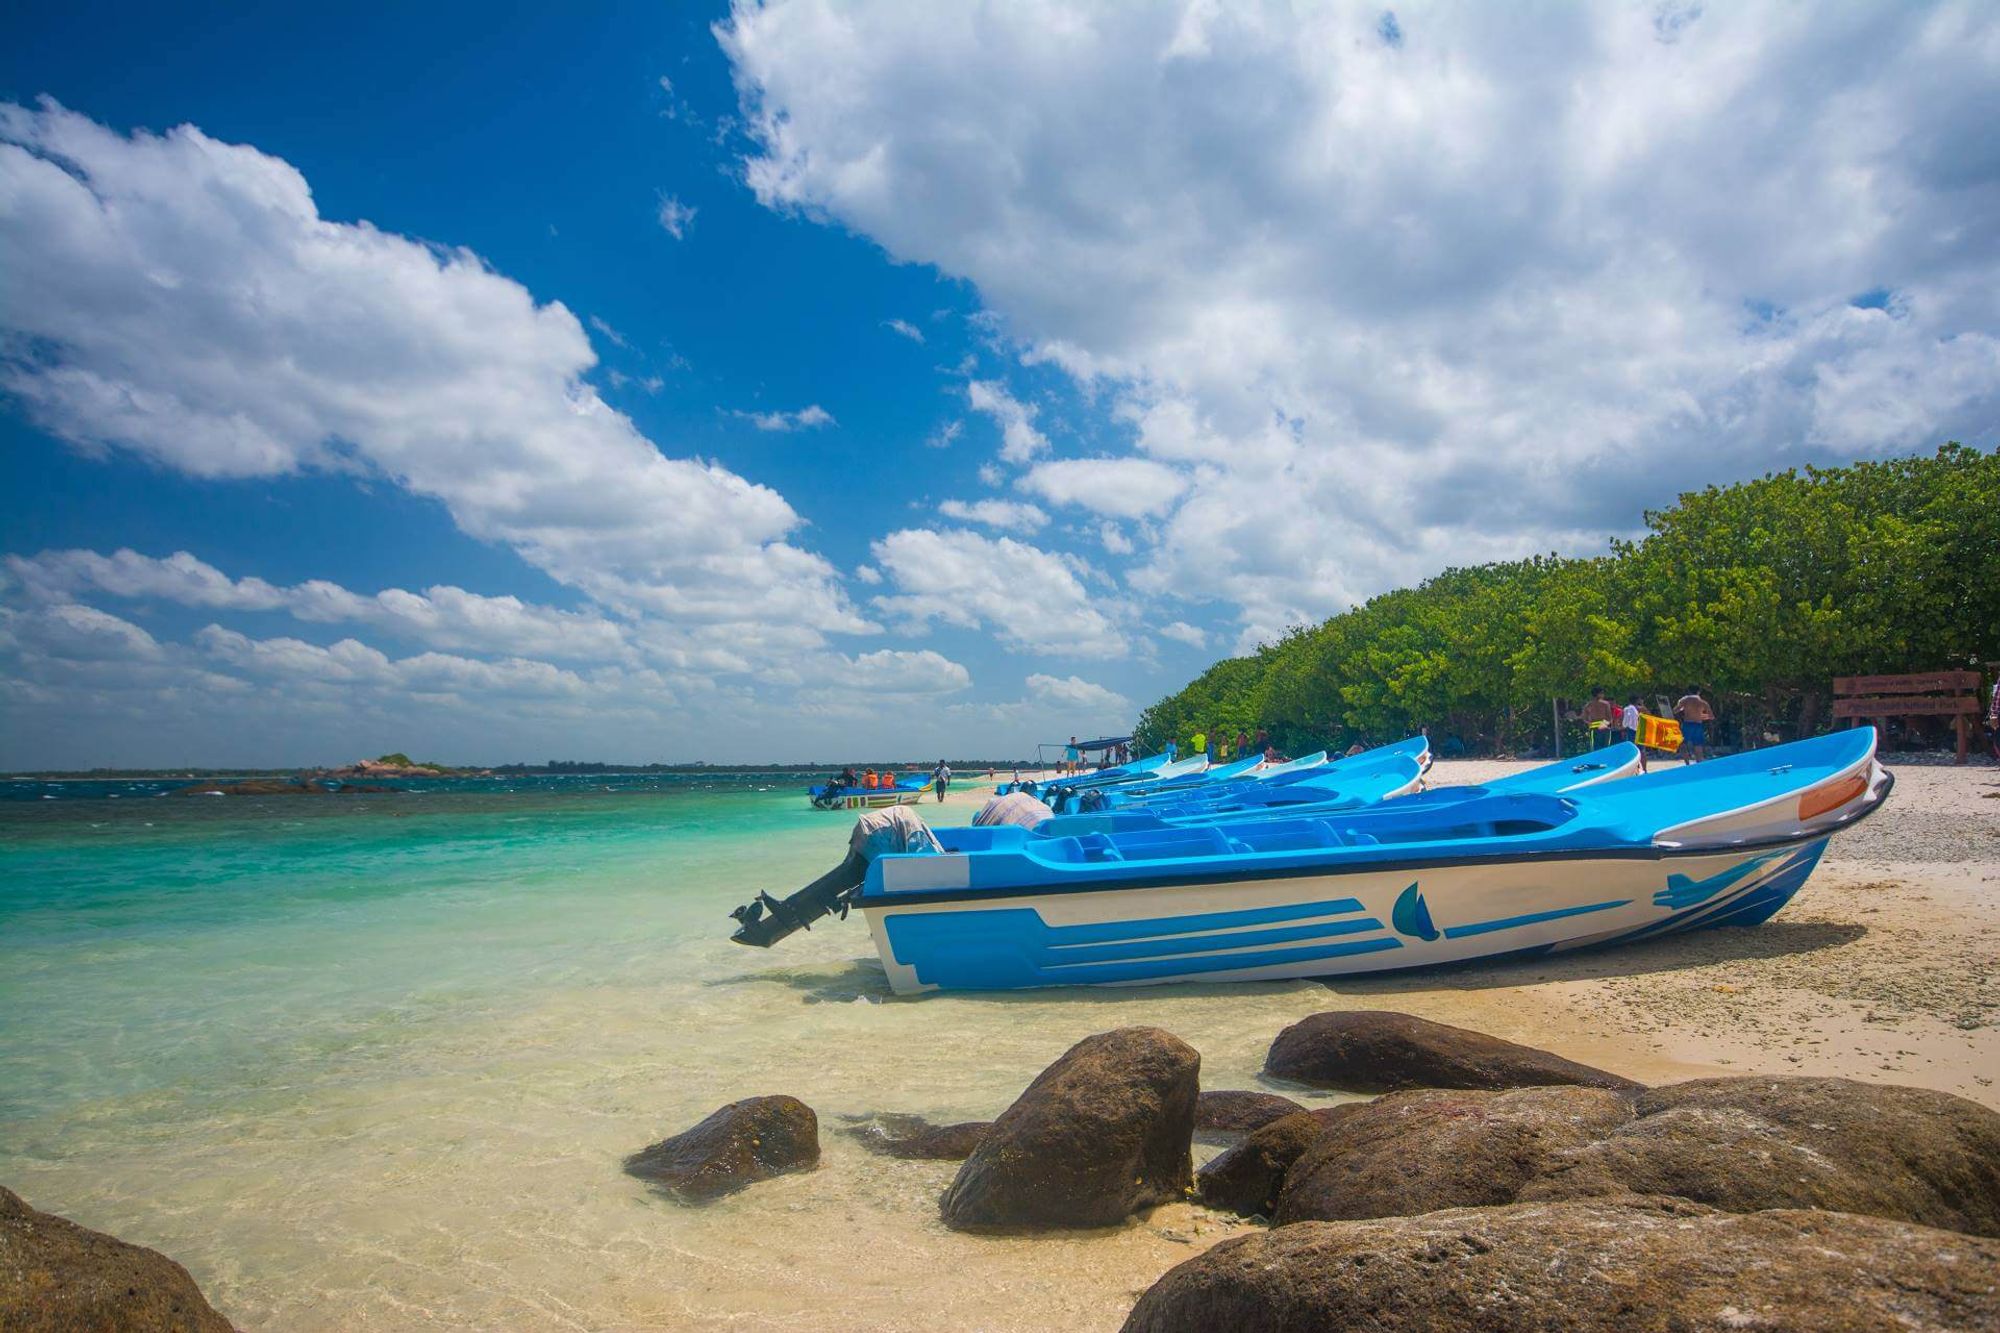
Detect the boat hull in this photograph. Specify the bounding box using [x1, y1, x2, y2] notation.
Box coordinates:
[861, 836, 1829, 994]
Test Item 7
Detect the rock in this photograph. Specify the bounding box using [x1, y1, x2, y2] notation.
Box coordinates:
[1122, 1197, 2000, 1333]
[1193, 1090, 1305, 1135]
[1196, 1107, 1358, 1218]
[940, 1027, 1200, 1232]
[0, 1185, 236, 1332]
[1264, 1010, 1641, 1093]
[1523, 1075, 2000, 1237]
[624, 1096, 819, 1201]
[1276, 1085, 1636, 1224]
[844, 1114, 990, 1160]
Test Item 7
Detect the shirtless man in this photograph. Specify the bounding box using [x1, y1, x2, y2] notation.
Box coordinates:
[1581, 687, 1617, 750]
[1674, 687, 1715, 763]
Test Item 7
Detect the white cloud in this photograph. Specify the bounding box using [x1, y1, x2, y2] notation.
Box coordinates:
[937, 498, 1049, 530]
[853, 563, 883, 585]
[843, 647, 970, 693]
[5, 602, 163, 663]
[928, 419, 963, 449]
[0, 101, 868, 676]
[869, 527, 1124, 657]
[1098, 523, 1135, 555]
[588, 314, 632, 349]
[655, 193, 697, 238]
[965, 379, 1048, 463]
[721, 1, 2000, 641]
[1026, 672, 1130, 714]
[4, 548, 632, 660]
[884, 317, 925, 343]
[735, 404, 836, 431]
[1019, 457, 1187, 519]
[1159, 620, 1207, 649]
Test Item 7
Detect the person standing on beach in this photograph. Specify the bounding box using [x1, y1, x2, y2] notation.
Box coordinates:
[1675, 687, 1715, 763]
[1622, 695, 1646, 772]
[1582, 687, 1616, 750]
[932, 759, 951, 802]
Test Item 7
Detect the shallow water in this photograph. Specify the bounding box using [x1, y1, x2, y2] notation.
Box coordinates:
[1, 781, 1346, 1330]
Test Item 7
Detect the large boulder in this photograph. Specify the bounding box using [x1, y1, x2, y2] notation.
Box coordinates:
[940, 1027, 1200, 1232]
[1524, 1076, 2000, 1237]
[1122, 1197, 2000, 1332]
[844, 1113, 990, 1161]
[624, 1095, 819, 1201]
[1196, 1106, 1358, 1219]
[0, 1186, 236, 1332]
[1265, 1010, 1640, 1093]
[1193, 1090, 1306, 1136]
[1277, 1085, 1636, 1224]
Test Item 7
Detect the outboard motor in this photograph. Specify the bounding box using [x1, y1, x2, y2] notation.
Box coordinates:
[729, 805, 943, 948]
[729, 849, 868, 946]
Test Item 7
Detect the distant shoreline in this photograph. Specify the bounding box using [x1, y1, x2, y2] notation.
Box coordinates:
[2, 760, 1046, 782]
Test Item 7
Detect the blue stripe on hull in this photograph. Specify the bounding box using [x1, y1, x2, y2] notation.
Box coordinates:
[881, 900, 1396, 990]
[1442, 898, 1630, 939]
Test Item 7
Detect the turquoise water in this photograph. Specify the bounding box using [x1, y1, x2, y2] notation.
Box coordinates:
[0, 780, 1343, 1330]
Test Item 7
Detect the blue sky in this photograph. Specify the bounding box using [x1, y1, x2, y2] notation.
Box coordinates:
[3, 2, 1997, 768]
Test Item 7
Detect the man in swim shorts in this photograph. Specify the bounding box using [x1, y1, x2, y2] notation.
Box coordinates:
[1674, 688, 1715, 763]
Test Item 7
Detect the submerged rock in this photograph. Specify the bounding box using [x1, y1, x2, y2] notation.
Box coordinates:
[1122, 1197, 2000, 1332]
[0, 1185, 236, 1332]
[1196, 1106, 1358, 1219]
[624, 1096, 819, 1202]
[941, 1027, 1200, 1232]
[844, 1114, 990, 1160]
[1276, 1085, 1636, 1224]
[1192, 1090, 1305, 1135]
[1264, 1010, 1641, 1093]
[1523, 1075, 2000, 1237]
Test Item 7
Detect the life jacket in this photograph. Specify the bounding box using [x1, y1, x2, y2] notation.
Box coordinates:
[863, 770, 879, 788]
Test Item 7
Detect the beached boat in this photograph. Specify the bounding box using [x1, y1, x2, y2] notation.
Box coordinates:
[994, 749, 1176, 796]
[852, 729, 1889, 993]
[808, 775, 935, 811]
[1110, 736, 1430, 818]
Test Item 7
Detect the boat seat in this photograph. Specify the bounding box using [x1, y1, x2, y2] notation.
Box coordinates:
[1077, 832, 1124, 862]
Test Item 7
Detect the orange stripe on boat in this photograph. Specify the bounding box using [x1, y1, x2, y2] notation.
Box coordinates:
[1798, 772, 1867, 821]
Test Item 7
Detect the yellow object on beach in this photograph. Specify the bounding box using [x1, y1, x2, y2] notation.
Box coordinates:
[1636, 713, 1683, 752]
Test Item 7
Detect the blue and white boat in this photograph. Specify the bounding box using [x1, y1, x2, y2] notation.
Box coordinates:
[851, 729, 1889, 993]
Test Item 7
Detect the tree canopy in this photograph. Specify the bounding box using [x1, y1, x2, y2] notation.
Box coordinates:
[1134, 444, 1997, 757]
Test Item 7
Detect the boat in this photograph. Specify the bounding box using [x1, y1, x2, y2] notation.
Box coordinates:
[994, 749, 1176, 797]
[808, 774, 935, 811]
[841, 729, 1888, 992]
[1111, 737, 1430, 818]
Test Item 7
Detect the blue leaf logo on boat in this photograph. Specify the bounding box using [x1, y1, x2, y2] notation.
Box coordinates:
[1391, 882, 1439, 941]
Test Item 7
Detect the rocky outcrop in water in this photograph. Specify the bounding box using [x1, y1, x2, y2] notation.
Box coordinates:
[171, 779, 400, 796]
[0, 1185, 236, 1332]
[624, 1096, 820, 1202]
[940, 1027, 1199, 1232]
[1521, 1075, 2000, 1237]
[1264, 1010, 1641, 1093]
[844, 1113, 990, 1160]
[1192, 1090, 1305, 1136]
[1122, 1197, 2000, 1333]
[1276, 1085, 1638, 1223]
[1196, 1107, 1358, 1219]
